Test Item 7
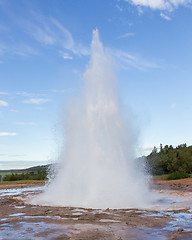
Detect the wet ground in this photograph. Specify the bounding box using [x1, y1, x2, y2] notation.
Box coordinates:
[0, 180, 192, 240]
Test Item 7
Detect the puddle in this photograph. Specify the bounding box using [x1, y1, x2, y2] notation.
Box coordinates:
[138, 226, 168, 240]
[0, 218, 8, 221]
[0, 185, 192, 239]
[72, 208, 88, 213]
[14, 206, 26, 209]
[164, 212, 192, 231]
[22, 215, 61, 220]
[72, 212, 83, 215]
[99, 219, 121, 223]
[0, 186, 44, 197]
[9, 213, 25, 217]
[0, 221, 71, 240]
[148, 190, 192, 211]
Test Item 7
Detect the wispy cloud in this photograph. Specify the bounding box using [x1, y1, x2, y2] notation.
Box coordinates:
[0, 154, 27, 158]
[0, 91, 8, 95]
[23, 13, 88, 57]
[139, 145, 157, 155]
[11, 155, 26, 157]
[0, 41, 38, 58]
[0, 132, 17, 136]
[10, 109, 19, 113]
[51, 88, 74, 93]
[16, 91, 33, 96]
[125, 0, 192, 11]
[15, 122, 37, 126]
[0, 6, 89, 60]
[117, 32, 136, 39]
[116, 4, 123, 11]
[23, 98, 50, 104]
[58, 51, 73, 60]
[27, 15, 74, 48]
[160, 12, 171, 20]
[0, 160, 48, 170]
[0, 100, 8, 106]
[12, 45, 38, 57]
[112, 49, 162, 71]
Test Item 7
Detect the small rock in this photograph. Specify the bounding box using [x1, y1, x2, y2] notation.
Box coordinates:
[177, 228, 183, 232]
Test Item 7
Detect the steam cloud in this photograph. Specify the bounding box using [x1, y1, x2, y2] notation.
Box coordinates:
[34, 29, 152, 208]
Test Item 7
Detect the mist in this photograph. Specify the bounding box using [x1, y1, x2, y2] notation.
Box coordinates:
[34, 29, 152, 209]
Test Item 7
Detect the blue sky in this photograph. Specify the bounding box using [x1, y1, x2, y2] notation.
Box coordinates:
[0, 0, 192, 169]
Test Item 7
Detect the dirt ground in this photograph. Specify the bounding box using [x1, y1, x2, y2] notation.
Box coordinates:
[0, 181, 44, 189]
[0, 179, 192, 239]
[153, 178, 192, 192]
[1, 178, 192, 190]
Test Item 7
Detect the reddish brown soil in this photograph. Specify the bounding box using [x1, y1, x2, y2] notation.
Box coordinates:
[0, 179, 191, 239]
[0, 181, 45, 189]
[153, 178, 192, 192]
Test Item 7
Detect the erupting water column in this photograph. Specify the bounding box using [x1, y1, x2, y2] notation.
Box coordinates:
[35, 29, 152, 208]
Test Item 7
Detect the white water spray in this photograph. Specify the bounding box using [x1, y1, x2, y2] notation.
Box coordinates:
[35, 29, 152, 208]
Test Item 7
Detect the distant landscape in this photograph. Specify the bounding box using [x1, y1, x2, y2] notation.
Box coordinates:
[0, 164, 49, 182]
[1, 144, 192, 183]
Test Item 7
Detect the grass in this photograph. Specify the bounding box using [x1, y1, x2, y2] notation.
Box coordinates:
[0, 171, 28, 175]
[0, 180, 45, 185]
[154, 173, 192, 180]
[166, 172, 190, 180]
[153, 174, 169, 180]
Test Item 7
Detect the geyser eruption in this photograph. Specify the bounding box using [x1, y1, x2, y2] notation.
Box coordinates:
[35, 29, 152, 208]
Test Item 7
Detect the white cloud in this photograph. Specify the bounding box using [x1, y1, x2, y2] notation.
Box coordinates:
[0, 41, 38, 58]
[1, 10, 89, 60]
[125, 0, 192, 11]
[0, 132, 17, 136]
[15, 122, 37, 126]
[139, 144, 160, 155]
[116, 4, 123, 11]
[0, 160, 48, 170]
[16, 91, 32, 96]
[23, 98, 50, 104]
[160, 12, 171, 20]
[3, 154, 26, 158]
[12, 45, 38, 57]
[0, 100, 8, 106]
[10, 109, 19, 113]
[59, 51, 73, 60]
[117, 32, 136, 39]
[26, 14, 74, 51]
[23, 13, 89, 57]
[112, 49, 162, 70]
[0, 91, 8, 95]
[51, 89, 73, 93]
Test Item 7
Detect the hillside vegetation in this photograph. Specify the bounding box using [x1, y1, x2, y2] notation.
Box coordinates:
[1, 145, 192, 181]
[146, 144, 192, 179]
[0, 165, 49, 182]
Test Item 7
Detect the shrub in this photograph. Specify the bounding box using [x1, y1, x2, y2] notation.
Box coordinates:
[2, 170, 48, 182]
[167, 171, 190, 180]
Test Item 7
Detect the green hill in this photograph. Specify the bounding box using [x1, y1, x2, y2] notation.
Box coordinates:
[0, 164, 51, 181]
[146, 144, 192, 179]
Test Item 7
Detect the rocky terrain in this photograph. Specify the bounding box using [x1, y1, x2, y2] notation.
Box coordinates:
[0, 179, 192, 239]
